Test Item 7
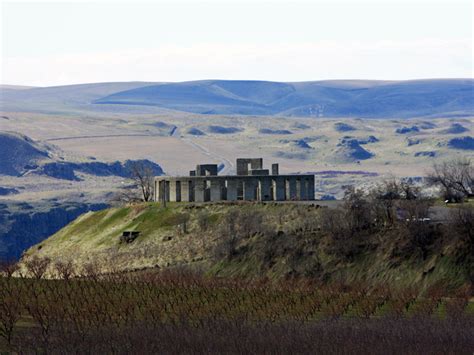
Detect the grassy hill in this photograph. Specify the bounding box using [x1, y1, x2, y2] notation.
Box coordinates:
[20, 202, 472, 291]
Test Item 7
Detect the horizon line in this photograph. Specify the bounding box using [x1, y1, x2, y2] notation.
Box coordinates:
[2, 77, 473, 89]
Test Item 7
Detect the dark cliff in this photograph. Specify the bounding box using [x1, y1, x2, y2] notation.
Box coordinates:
[0, 201, 107, 260]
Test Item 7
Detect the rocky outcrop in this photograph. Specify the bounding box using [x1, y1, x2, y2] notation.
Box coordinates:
[448, 136, 474, 150]
[186, 127, 206, 136]
[207, 126, 243, 134]
[0, 131, 52, 176]
[395, 126, 419, 134]
[333, 138, 374, 162]
[334, 122, 356, 132]
[441, 123, 469, 134]
[414, 151, 436, 157]
[259, 128, 293, 135]
[0, 187, 19, 196]
[34, 159, 164, 181]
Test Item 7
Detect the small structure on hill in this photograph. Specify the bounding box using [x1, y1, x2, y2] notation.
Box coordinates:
[120, 231, 140, 243]
[154, 158, 315, 202]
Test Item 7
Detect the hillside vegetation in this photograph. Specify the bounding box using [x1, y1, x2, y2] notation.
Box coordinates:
[21, 200, 473, 291]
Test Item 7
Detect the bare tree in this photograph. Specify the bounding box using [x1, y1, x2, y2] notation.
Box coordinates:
[24, 256, 51, 279]
[129, 162, 155, 202]
[0, 260, 19, 278]
[428, 158, 473, 202]
[370, 179, 422, 226]
[0, 279, 22, 346]
[53, 259, 76, 280]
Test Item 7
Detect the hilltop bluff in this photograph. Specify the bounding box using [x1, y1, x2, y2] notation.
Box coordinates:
[20, 203, 473, 290]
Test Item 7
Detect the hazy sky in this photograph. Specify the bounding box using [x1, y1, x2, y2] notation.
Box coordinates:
[1, 0, 472, 86]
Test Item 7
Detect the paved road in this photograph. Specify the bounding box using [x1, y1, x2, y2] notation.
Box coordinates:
[181, 138, 234, 175]
[44, 133, 154, 141]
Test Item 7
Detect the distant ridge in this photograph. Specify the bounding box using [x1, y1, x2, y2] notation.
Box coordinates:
[2, 79, 473, 118]
[94, 79, 474, 118]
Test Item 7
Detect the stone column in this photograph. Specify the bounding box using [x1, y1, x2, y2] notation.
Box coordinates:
[300, 179, 308, 200]
[165, 181, 170, 202]
[307, 176, 315, 200]
[210, 179, 222, 202]
[155, 180, 160, 202]
[243, 178, 257, 201]
[271, 163, 279, 175]
[273, 177, 286, 201]
[226, 179, 238, 201]
[296, 179, 302, 200]
[169, 180, 178, 202]
[259, 177, 272, 201]
[180, 180, 190, 202]
[194, 179, 205, 202]
[288, 177, 297, 200]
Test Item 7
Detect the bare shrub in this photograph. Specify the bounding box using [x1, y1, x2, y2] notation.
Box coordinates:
[448, 205, 474, 270]
[24, 255, 51, 279]
[342, 186, 374, 234]
[81, 261, 101, 280]
[196, 211, 211, 232]
[445, 284, 471, 318]
[0, 260, 19, 278]
[215, 208, 269, 260]
[54, 259, 76, 280]
[0, 278, 22, 346]
[0, 272, 473, 353]
[449, 205, 474, 243]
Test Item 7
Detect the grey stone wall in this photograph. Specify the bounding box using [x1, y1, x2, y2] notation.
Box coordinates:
[155, 175, 315, 202]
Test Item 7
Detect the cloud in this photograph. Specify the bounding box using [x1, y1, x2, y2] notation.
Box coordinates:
[2, 39, 472, 86]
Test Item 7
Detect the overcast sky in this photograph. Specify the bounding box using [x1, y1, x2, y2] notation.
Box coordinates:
[1, 0, 472, 86]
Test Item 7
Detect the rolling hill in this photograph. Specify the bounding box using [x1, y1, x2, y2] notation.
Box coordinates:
[1, 79, 472, 118]
[94, 79, 474, 118]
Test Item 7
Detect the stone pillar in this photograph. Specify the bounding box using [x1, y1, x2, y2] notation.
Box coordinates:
[169, 180, 178, 202]
[180, 180, 190, 202]
[300, 179, 308, 200]
[243, 178, 257, 201]
[307, 176, 315, 200]
[259, 178, 272, 201]
[296, 179, 302, 201]
[273, 177, 285, 201]
[165, 181, 170, 202]
[271, 163, 279, 175]
[210, 179, 222, 202]
[288, 177, 297, 200]
[194, 179, 205, 202]
[155, 180, 160, 202]
[189, 180, 195, 202]
[226, 179, 238, 201]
